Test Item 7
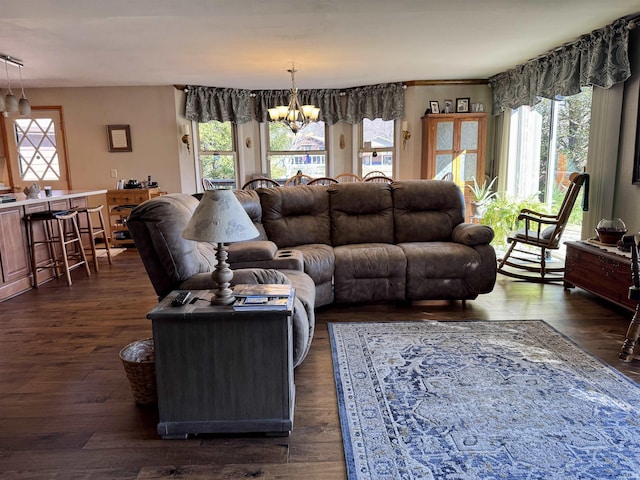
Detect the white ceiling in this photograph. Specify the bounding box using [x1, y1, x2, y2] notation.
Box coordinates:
[0, 0, 638, 90]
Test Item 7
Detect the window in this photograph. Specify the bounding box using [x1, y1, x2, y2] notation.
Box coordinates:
[267, 122, 327, 182]
[506, 87, 592, 242]
[360, 119, 395, 178]
[197, 121, 237, 189]
[15, 118, 60, 181]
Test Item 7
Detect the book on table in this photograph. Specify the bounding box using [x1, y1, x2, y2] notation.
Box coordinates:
[232, 284, 294, 311]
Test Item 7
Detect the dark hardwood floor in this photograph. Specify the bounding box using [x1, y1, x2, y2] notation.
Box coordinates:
[1, 249, 639, 479]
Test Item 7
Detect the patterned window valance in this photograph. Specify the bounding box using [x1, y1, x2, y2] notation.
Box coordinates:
[489, 18, 632, 115]
[253, 88, 345, 125]
[186, 82, 404, 125]
[343, 82, 405, 124]
[185, 86, 253, 124]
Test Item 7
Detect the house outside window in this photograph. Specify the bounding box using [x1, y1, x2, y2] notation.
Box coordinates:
[267, 122, 327, 182]
[197, 120, 237, 189]
[359, 119, 394, 178]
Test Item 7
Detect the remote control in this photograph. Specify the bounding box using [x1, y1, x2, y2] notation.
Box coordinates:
[171, 291, 192, 307]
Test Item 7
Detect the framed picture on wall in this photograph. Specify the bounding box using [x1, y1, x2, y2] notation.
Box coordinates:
[107, 125, 132, 152]
[456, 98, 470, 113]
[429, 101, 440, 114]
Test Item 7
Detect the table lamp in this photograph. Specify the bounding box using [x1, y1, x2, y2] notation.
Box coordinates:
[182, 189, 259, 305]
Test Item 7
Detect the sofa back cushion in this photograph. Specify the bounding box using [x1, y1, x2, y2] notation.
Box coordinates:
[258, 185, 331, 248]
[127, 193, 217, 297]
[392, 180, 465, 243]
[329, 182, 394, 246]
[233, 189, 268, 240]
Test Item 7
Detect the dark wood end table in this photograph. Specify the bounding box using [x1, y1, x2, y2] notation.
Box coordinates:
[147, 288, 295, 439]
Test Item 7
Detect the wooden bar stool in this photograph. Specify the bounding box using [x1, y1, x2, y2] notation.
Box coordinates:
[25, 209, 91, 287]
[72, 204, 112, 272]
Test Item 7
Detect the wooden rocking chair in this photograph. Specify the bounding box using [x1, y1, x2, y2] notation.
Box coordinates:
[497, 172, 589, 283]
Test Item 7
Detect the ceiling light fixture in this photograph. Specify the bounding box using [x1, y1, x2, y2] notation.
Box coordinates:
[268, 63, 319, 134]
[0, 54, 30, 116]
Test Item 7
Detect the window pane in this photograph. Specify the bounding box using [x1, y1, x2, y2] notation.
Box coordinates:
[269, 122, 326, 151]
[362, 119, 394, 148]
[15, 117, 61, 182]
[200, 154, 236, 188]
[199, 121, 233, 152]
[269, 153, 327, 180]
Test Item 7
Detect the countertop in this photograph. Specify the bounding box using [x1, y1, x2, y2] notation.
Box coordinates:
[0, 189, 107, 209]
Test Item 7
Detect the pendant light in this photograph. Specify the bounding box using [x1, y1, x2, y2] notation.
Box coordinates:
[17, 65, 30, 116]
[4, 60, 17, 113]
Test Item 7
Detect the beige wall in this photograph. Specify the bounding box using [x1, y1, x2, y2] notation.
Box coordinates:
[615, 27, 640, 234]
[5, 86, 186, 194]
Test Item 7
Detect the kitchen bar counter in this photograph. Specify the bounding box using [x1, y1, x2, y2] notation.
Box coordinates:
[0, 189, 107, 209]
[0, 189, 107, 301]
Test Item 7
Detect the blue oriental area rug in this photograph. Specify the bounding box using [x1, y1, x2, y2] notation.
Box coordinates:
[329, 320, 640, 480]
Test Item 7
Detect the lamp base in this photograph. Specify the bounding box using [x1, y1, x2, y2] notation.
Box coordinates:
[210, 243, 235, 305]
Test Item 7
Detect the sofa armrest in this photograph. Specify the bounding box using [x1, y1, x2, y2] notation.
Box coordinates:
[452, 223, 494, 246]
[227, 240, 278, 263]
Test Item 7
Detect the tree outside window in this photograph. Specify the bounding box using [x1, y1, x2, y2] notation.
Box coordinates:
[198, 121, 237, 188]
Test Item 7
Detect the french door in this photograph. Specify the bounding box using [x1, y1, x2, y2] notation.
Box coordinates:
[3, 107, 70, 191]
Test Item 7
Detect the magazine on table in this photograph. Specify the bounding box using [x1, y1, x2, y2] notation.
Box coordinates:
[232, 284, 294, 311]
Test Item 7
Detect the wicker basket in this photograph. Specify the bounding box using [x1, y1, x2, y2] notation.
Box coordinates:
[119, 338, 157, 406]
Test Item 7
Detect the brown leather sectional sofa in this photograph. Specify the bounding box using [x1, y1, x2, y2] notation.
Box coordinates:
[127, 180, 497, 366]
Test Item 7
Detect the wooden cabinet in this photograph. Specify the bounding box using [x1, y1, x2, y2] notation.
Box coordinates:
[421, 113, 488, 222]
[0, 206, 31, 299]
[564, 241, 634, 311]
[147, 289, 295, 438]
[106, 188, 160, 247]
[421, 112, 488, 183]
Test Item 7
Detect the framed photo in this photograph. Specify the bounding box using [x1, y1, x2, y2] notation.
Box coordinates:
[107, 125, 132, 152]
[429, 100, 440, 114]
[456, 98, 470, 113]
[444, 99, 453, 113]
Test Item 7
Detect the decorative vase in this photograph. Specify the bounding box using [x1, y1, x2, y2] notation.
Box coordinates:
[470, 201, 486, 218]
[23, 184, 41, 199]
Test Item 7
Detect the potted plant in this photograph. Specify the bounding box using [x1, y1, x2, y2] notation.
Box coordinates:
[467, 176, 498, 217]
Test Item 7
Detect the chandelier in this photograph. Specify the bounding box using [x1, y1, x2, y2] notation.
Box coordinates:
[268, 64, 319, 134]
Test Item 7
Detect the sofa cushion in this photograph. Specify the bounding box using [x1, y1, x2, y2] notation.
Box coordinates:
[288, 243, 335, 307]
[259, 185, 331, 248]
[392, 180, 465, 243]
[333, 243, 406, 303]
[329, 182, 394, 246]
[452, 223, 495, 246]
[234, 189, 268, 240]
[400, 242, 495, 300]
[227, 240, 278, 263]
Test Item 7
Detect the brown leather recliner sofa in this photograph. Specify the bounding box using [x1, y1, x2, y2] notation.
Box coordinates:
[231, 180, 497, 306]
[127, 180, 497, 366]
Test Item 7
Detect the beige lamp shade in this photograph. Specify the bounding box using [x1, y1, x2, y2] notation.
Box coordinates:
[183, 189, 259, 243]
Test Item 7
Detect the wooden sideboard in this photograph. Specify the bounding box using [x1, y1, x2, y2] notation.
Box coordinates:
[564, 240, 634, 311]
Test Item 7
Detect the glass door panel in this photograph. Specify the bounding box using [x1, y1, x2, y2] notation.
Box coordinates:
[435, 122, 454, 151]
[460, 121, 479, 150]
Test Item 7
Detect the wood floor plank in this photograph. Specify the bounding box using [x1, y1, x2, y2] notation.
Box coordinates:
[0, 249, 638, 478]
